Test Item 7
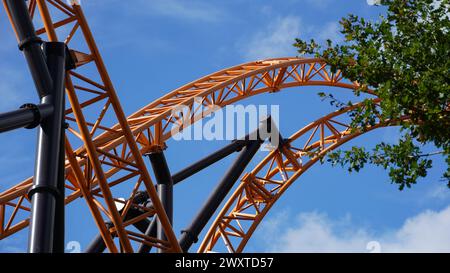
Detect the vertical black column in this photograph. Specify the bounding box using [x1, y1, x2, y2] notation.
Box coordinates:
[4, 0, 66, 253]
[52, 109, 66, 253]
[147, 151, 173, 253]
[27, 42, 66, 253]
[178, 139, 263, 252]
[45, 42, 67, 254]
[136, 217, 158, 253]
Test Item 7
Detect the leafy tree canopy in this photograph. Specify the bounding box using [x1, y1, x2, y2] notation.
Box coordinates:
[294, 0, 449, 190]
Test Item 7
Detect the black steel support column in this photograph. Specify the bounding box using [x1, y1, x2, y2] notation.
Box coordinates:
[146, 151, 173, 253]
[45, 42, 67, 254]
[27, 42, 66, 253]
[178, 139, 263, 252]
[52, 120, 65, 253]
[137, 217, 158, 253]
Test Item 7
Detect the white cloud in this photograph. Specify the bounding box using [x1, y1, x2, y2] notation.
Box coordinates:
[238, 14, 347, 61]
[240, 16, 302, 61]
[426, 185, 450, 201]
[259, 205, 450, 252]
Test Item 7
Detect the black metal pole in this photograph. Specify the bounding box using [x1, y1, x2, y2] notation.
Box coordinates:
[27, 42, 66, 253]
[171, 140, 249, 185]
[137, 216, 158, 253]
[0, 104, 53, 133]
[178, 139, 263, 252]
[52, 109, 66, 253]
[85, 222, 113, 253]
[4, 0, 53, 99]
[44, 42, 67, 254]
[146, 151, 173, 253]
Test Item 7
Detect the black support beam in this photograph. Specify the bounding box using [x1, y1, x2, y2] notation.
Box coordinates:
[171, 140, 249, 184]
[146, 151, 174, 253]
[137, 216, 158, 253]
[178, 138, 263, 252]
[27, 42, 66, 253]
[0, 104, 53, 133]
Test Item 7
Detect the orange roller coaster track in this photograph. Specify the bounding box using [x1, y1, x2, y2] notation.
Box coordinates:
[0, 0, 397, 253]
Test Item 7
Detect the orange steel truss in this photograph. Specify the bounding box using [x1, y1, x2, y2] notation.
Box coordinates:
[0, 0, 397, 253]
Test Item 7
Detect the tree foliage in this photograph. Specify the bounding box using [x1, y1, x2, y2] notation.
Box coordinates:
[294, 0, 449, 189]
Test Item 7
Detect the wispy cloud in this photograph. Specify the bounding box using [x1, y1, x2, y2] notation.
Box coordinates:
[239, 16, 302, 61]
[426, 185, 450, 201]
[238, 13, 347, 61]
[258, 205, 450, 252]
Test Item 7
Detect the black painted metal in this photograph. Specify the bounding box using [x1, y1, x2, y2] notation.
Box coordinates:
[137, 216, 158, 253]
[178, 139, 263, 252]
[52, 129, 65, 253]
[43, 42, 67, 254]
[4, 0, 68, 253]
[4, 0, 53, 99]
[0, 104, 53, 133]
[147, 151, 174, 253]
[171, 140, 249, 185]
[85, 222, 112, 253]
[27, 42, 66, 253]
[177, 118, 272, 252]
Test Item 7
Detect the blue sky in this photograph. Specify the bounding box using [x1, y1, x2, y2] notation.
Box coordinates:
[0, 0, 449, 253]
